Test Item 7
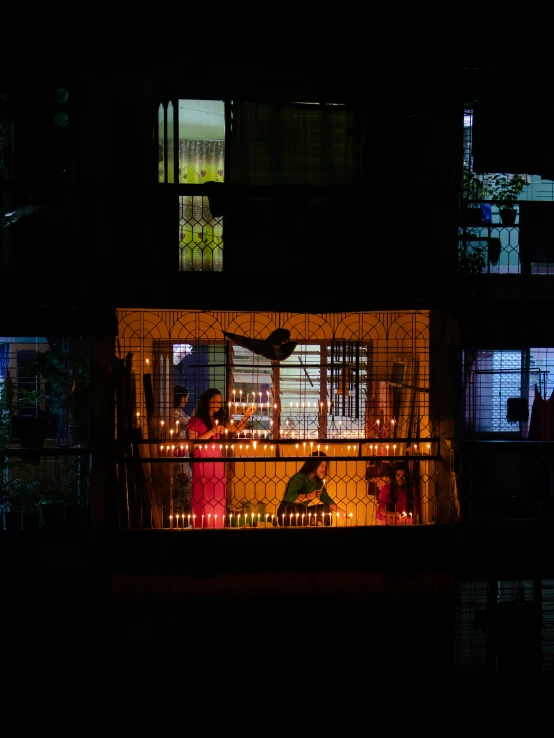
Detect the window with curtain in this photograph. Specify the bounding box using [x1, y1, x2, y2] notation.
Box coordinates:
[462, 348, 554, 436]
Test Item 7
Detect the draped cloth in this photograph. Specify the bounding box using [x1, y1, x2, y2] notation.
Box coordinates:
[528, 384, 554, 440]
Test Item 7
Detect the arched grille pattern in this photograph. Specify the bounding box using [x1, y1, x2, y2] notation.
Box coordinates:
[115, 309, 439, 530]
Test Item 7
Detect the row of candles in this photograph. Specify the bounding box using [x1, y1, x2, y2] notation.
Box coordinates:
[157, 442, 434, 457]
[138, 384, 400, 441]
[150, 420, 393, 441]
[167, 511, 416, 528]
[168, 511, 356, 528]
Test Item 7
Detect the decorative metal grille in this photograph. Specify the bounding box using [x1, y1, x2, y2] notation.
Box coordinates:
[115, 309, 439, 530]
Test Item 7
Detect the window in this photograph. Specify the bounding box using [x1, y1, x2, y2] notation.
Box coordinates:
[462, 348, 554, 437]
[157, 97, 364, 273]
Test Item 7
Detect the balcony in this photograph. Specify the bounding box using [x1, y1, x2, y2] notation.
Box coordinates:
[459, 201, 554, 276]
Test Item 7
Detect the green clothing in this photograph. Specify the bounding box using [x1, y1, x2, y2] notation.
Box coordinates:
[283, 472, 335, 507]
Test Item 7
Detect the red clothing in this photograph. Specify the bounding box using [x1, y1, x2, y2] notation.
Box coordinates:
[377, 481, 419, 524]
[188, 416, 227, 527]
[528, 384, 554, 440]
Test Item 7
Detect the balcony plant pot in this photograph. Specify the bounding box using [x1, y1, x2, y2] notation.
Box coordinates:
[489, 174, 527, 227]
[499, 208, 517, 226]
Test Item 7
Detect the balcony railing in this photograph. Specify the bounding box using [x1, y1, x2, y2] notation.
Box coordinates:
[1, 447, 90, 532]
[116, 439, 440, 530]
[459, 201, 554, 275]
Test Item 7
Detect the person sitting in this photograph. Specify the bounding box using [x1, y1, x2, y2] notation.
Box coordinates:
[277, 451, 348, 526]
[375, 463, 419, 525]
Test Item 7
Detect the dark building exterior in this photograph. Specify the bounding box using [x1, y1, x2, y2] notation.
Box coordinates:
[2, 63, 554, 675]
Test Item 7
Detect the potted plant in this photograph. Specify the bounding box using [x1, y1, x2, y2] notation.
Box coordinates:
[461, 164, 491, 226]
[488, 173, 528, 225]
[458, 233, 487, 274]
[31, 336, 92, 446]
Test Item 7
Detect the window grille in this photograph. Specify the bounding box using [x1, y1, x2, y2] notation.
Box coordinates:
[462, 348, 554, 437]
[115, 309, 438, 530]
[456, 579, 554, 673]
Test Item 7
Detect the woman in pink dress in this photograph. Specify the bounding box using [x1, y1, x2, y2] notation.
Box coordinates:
[187, 388, 255, 528]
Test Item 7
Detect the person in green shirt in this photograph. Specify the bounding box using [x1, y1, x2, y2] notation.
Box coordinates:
[277, 452, 347, 526]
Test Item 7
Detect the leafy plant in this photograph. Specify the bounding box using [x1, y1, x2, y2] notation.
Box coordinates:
[0, 379, 29, 507]
[31, 337, 92, 432]
[458, 231, 487, 274]
[5, 477, 42, 512]
[462, 164, 492, 202]
[488, 173, 527, 211]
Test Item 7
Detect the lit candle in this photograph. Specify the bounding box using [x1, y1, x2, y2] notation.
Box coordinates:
[237, 514, 241, 528]
[302, 513, 305, 526]
[208, 513, 211, 528]
[336, 512, 340, 526]
[282, 514, 285, 527]
[169, 514, 173, 529]
[329, 513, 332, 526]
[393, 444, 396, 456]
[290, 514, 293, 527]
[308, 512, 312, 526]
[170, 429, 174, 441]
[409, 512, 413, 525]
[229, 513, 233, 528]
[296, 513, 299, 526]
[188, 514, 191, 527]
[161, 420, 165, 438]
[160, 445, 164, 456]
